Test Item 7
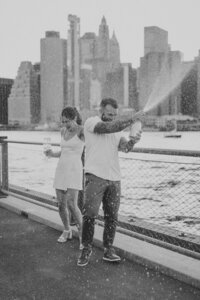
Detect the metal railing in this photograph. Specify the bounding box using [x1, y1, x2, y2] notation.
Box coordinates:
[1, 137, 200, 256]
[0, 136, 8, 190]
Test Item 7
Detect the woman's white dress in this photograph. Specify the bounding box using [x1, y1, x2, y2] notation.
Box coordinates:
[53, 135, 84, 191]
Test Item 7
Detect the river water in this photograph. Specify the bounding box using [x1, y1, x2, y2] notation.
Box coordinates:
[1, 130, 200, 236]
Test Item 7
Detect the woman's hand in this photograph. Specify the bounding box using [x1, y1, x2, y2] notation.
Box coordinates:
[44, 149, 53, 157]
[65, 120, 78, 132]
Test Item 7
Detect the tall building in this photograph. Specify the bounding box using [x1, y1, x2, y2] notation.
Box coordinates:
[138, 26, 182, 115]
[0, 78, 13, 125]
[67, 15, 80, 107]
[144, 26, 169, 55]
[196, 51, 200, 117]
[102, 67, 123, 105]
[102, 63, 138, 109]
[32, 63, 41, 123]
[80, 65, 92, 110]
[89, 77, 101, 108]
[180, 57, 200, 117]
[109, 31, 120, 70]
[8, 61, 40, 125]
[97, 16, 110, 59]
[72, 15, 121, 110]
[40, 31, 67, 125]
[80, 32, 96, 64]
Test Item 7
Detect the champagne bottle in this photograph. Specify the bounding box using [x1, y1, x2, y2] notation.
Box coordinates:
[129, 120, 142, 138]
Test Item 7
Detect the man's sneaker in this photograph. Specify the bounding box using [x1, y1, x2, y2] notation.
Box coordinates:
[77, 248, 92, 267]
[103, 247, 121, 262]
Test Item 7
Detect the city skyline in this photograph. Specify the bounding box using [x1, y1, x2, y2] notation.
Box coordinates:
[1, 0, 200, 79]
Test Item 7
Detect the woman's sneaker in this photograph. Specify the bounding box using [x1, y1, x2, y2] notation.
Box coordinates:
[103, 247, 121, 262]
[77, 248, 92, 266]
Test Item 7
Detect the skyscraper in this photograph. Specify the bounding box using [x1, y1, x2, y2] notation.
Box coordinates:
[109, 31, 120, 70]
[144, 26, 169, 55]
[138, 26, 182, 115]
[80, 32, 96, 64]
[196, 51, 200, 116]
[102, 63, 137, 108]
[67, 14, 80, 107]
[40, 31, 67, 125]
[69, 15, 121, 110]
[0, 78, 13, 125]
[8, 61, 40, 125]
[97, 16, 110, 59]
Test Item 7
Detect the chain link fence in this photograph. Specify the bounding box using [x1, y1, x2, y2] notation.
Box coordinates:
[1, 140, 200, 254]
[116, 152, 200, 254]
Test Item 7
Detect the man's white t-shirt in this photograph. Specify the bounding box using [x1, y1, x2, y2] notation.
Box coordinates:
[84, 116, 124, 181]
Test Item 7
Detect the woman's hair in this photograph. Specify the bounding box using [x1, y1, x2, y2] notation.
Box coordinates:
[61, 106, 82, 125]
[73, 107, 82, 125]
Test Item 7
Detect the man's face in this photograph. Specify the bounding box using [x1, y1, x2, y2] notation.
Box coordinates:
[101, 104, 118, 122]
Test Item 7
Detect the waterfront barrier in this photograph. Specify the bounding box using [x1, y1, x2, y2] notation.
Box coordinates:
[0, 136, 8, 191]
[0, 137, 200, 257]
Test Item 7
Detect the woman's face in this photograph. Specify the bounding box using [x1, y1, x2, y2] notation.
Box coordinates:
[61, 115, 77, 132]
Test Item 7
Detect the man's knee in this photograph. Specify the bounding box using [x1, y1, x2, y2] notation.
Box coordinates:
[83, 215, 95, 224]
[83, 206, 97, 219]
[104, 214, 118, 225]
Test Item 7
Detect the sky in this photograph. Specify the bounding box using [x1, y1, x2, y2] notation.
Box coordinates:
[1, 0, 200, 79]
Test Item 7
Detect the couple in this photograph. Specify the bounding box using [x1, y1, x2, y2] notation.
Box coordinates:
[46, 98, 145, 267]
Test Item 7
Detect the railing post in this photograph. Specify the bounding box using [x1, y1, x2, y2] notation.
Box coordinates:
[0, 136, 8, 191]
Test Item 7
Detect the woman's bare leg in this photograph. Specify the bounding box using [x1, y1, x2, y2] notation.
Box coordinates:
[56, 189, 70, 231]
[66, 189, 83, 238]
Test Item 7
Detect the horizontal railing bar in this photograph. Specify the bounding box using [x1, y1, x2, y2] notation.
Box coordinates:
[132, 147, 200, 157]
[121, 156, 200, 165]
[7, 140, 60, 146]
[5, 140, 200, 157]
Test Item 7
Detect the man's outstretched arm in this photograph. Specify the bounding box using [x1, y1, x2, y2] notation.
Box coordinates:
[93, 111, 145, 134]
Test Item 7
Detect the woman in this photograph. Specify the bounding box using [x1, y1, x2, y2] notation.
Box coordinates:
[44, 106, 84, 249]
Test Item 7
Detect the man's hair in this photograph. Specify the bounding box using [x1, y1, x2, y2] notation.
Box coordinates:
[100, 98, 118, 109]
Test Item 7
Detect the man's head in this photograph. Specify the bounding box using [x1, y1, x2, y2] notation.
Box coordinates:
[100, 98, 118, 122]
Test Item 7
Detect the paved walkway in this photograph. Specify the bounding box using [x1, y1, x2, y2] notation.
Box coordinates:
[1, 207, 200, 300]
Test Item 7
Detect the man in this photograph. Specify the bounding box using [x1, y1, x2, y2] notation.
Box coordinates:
[77, 98, 145, 267]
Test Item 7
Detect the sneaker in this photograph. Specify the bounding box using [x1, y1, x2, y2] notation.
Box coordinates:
[103, 247, 121, 262]
[77, 248, 92, 267]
